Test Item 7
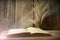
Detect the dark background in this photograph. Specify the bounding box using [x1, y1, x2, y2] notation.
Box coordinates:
[40, 0, 60, 30]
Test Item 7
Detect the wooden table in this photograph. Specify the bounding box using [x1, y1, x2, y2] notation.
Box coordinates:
[6, 30, 60, 40]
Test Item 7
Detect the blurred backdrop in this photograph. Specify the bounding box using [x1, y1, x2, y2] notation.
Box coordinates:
[0, 0, 60, 32]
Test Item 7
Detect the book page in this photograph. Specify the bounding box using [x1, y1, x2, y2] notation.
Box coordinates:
[27, 27, 49, 34]
[7, 29, 29, 35]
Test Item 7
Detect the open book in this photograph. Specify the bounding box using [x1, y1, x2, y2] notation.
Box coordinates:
[7, 27, 52, 38]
